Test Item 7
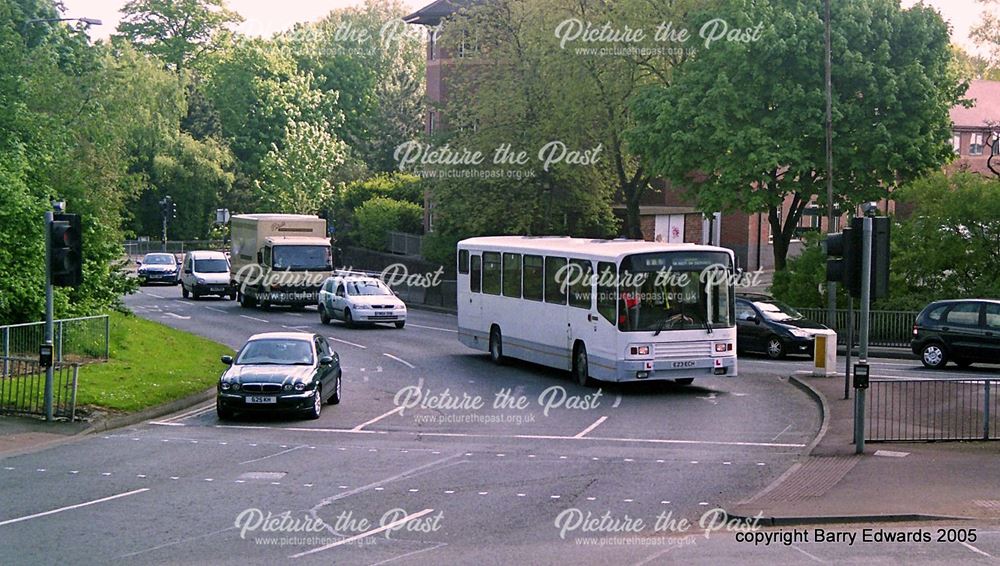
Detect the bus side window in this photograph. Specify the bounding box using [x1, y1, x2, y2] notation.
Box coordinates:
[483, 252, 501, 295]
[523, 255, 543, 301]
[544, 257, 567, 304]
[597, 262, 616, 324]
[568, 259, 593, 310]
[458, 249, 469, 274]
[502, 253, 521, 298]
[470, 255, 482, 293]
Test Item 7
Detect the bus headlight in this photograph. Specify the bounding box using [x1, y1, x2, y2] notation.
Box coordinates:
[714, 343, 733, 353]
[628, 344, 651, 357]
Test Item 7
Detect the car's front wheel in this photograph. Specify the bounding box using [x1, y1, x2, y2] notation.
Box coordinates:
[216, 404, 234, 420]
[395, 321, 406, 329]
[306, 386, 322, 420]
[766, 337, 786, 360]
[182, 285, 189, 299]
[343, 309, 354, 328]
[319, 305, 331, 325]
[921, 343, 948, 369]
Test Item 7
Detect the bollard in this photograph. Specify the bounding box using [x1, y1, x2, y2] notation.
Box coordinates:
[813, 329, 837, 377]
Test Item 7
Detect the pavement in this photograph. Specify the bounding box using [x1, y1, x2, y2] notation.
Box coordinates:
[728, 372, 1000, 526]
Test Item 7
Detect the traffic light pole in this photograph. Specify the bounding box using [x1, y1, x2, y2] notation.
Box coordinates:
[854, 216, 873, 454]
[43, 210, 54, 422]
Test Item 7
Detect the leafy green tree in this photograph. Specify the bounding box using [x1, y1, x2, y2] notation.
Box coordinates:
[629, 0, 964, 270]
[328, 173, 422, 243]
[254, 120, 350, 215]
[284, 0, 425, 172]
[353, 196, 423, 251]
[116, 0, 243, 73]
[889, 172, 1000, 308]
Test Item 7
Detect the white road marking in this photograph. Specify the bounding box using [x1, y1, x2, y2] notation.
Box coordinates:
[290, 509, 436, 558]
[0, 488, 149, 527]
[177, 301, 194, 306]
[240, 315, 269, 323]
[771, 424, 793, 442]
[145, 293, 164, 299]
[383, 353, 415, 369]
[281, 325, 310, 330]
[612, 395, 622, 408]
[790, 545, 826, 563]
[239, 445, 307, 465]
[149, 422, 185, 427]
[163, 313, 191, 320]
[960, 541, 993, 558]
[574, 416, 608, 438]
[327, 336, 366, 349]
[351, 406, 405, 432]
[407, 323, 457, 333]
[874, 450, 909, 458]
[287, 312, 303, 317]
[205, 307, 227, 314]
[162, 403, 215, 423]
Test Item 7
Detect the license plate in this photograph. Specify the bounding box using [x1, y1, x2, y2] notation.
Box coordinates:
[246, 396, 276, 404]
[210, 287, 224, 292]
[374, 312, 393, 317]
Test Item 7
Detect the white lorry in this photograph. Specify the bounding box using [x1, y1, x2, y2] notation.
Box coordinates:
[230, 214, 333, 309]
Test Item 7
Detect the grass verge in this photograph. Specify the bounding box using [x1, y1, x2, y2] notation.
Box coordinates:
[75, 311, 233, 413]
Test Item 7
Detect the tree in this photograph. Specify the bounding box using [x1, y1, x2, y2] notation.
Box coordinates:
[283, 0, 425, 172]
[116, 0, 243, 73]
[353, 196, 423, 251]
[254, 119, 350, 215]
[889, 171, 1000, 307]
[629, 0, 964, 270]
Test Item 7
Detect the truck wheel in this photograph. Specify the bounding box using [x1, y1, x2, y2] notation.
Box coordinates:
[489, 326, 504, 365]
[238, 290, 255, 308]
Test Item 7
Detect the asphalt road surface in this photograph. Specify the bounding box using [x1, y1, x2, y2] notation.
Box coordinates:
[1, 287, 993, 564]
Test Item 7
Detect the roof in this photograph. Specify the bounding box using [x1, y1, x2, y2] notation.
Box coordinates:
[185, 250, 227, 258]
[457, 236, 733, 260]
[404, 0, 483, 25]
[232, 214, 322, 221]
[263, 236, 331, 246]
[247, 332, 315, 342]
[951, 80, 1000, 128]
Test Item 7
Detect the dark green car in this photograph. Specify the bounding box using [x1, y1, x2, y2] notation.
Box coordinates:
[217, 332, 342, 420]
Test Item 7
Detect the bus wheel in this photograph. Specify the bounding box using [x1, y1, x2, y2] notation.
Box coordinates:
[489, 326, 504, 365]
[573, 343, 591, 387]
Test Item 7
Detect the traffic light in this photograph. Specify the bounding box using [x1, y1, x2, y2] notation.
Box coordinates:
[825, 226, 861, 296]
[869, 216, 890, 299]
[171, 201, 177, 220]
[50, 213, 82, 288]
[160, 195, 175, 223]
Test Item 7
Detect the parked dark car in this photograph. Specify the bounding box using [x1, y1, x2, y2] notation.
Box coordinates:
[136, 253, 179, 285]
[735, 294, 829, 359]
[911, 299, 1000, 369]
[217, 332, 342, 420]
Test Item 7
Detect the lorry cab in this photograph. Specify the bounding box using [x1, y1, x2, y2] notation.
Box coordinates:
[181, 251, 235, 300]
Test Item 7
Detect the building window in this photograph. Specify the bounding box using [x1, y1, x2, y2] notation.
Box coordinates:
[952, 133, 961, 155]
[970, 132, 984, 156]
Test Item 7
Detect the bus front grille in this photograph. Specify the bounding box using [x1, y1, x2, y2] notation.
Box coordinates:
[654, 342, 712, 360]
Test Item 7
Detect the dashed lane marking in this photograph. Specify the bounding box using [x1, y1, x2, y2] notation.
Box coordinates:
[327, 336, 366, 349]
[383, 353, 415, 369]
[406, 323, 457, 333]
[0, 488, 150, 527]
[164, 313, 191, 320]
[573, 416, 608, 438]
[290, 508, 435, 559]
[240, 315, 269, 323]
[205, 307, 227, 314]
[239, 445, 307, 465]
[351, 406, 405, 432]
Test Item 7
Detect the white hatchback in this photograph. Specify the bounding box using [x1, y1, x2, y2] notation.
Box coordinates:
[318, 275, 407, 328]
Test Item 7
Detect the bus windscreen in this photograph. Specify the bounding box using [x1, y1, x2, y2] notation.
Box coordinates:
[618, 252, 734, 332]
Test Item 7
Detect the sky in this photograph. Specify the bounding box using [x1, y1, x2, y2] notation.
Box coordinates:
[62, 0, 987, 56]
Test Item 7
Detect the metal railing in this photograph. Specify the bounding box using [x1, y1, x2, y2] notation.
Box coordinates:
[1, 315, 109, 373]
[865, 378, 999, 441]
[387, 231, 423, 257]
[0, 357, 79, 419]
[795, 307, 917, 348]
[125, 240, 228, 256]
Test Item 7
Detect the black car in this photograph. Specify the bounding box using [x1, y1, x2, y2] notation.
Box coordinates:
[137, 253, 180, 285]
[735, 294, 828, 359]
[911, 299, 1000, 369]
[217, 332, 342, 420]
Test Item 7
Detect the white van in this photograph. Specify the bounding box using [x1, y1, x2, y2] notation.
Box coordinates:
[180, 251, 236, 300]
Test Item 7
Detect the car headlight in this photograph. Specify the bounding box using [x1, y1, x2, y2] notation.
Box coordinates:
[197, 278, 206, 285]
[283, 383, 293, 391]
[221, 381, 230, 390]
[789, 328, 812, 338]
[231, 382, 240, 391]
[294, 383, 306, 391]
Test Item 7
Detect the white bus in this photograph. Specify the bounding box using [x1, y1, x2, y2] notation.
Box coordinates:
[456, 236, 737, 386]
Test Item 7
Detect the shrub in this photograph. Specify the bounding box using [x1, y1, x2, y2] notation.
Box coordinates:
[353, 197, 423, 251]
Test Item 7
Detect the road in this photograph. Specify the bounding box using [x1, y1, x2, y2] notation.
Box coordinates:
[0, 287, 994, 565]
